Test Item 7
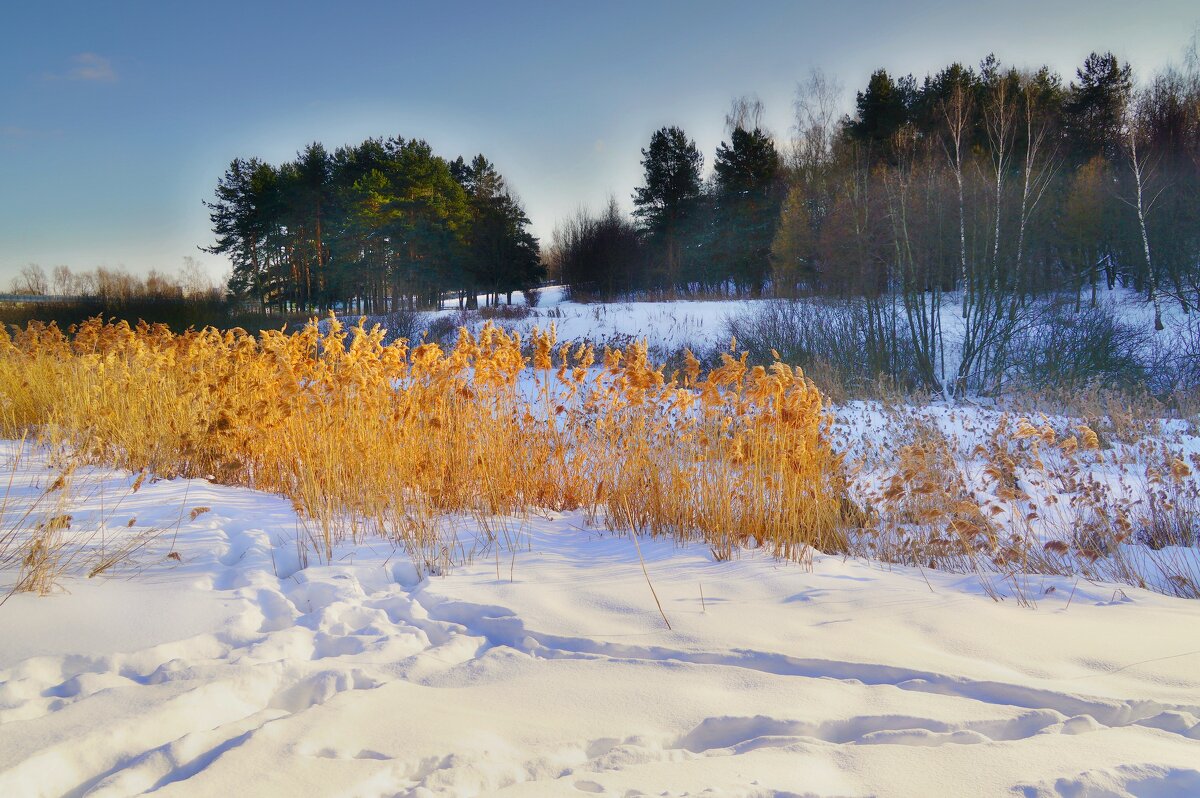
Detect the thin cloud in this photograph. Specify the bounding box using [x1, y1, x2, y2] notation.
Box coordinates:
[64, 52, 117, 82]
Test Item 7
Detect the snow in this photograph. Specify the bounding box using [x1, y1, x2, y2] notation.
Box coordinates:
[419, 284, 1190, 366]
[4, 287, 1199, 795]
[3, 441, 1200, 796]
[425, 286, 759, 355]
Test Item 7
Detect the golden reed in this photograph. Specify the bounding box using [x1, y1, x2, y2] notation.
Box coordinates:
[0, 317, 848, 568]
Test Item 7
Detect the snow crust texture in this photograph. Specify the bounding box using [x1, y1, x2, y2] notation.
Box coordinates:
[2, 445, 1200, 797]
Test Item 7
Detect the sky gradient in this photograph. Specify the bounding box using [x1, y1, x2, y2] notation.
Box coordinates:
[2, 0, 1197, 286]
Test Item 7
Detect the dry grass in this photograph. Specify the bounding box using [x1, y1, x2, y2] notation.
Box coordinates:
[3, 316, 1196, 602]
[0, 317, 848, 572]
[0, 436, 177, 601]
[839, 404, 1200, 603]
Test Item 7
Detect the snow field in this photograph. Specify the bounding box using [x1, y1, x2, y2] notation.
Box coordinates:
[4, 287, 1200, 796]
[423, 285, 1190, 372]
[2, 441, 1200, 797]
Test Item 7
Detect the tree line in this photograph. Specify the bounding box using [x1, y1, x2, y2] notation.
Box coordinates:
[7, 259, 219, 302]
[204, 140, 542, 314]
[777, 50, 1200, 393]
[553, 98, 786, 298]
[197, 44, 1199, 362]
[553, 51, 1199, 316]
[549, 48, 1200, 394]
[1, 259, 239, 333]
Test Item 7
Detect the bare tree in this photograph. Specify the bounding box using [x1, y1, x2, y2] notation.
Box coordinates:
[725, 94, 766, 135]
[932, 78, 980, 396]
[966, 65, 1062, 392]
[885, 130, 946, 394]
[790, 68, 843, 177]
[772, 70, 845, 295]
[180, 256, 219, 299]
[51, 265, 75, 296]
[10, 264, 48, 295]
[1120, 90, 1168, 331]
[980, 63, 1017, 271]
[1186, 23, 1200, 76]
[939, 80, 973, 317]
[1014, 70, 1062, 279]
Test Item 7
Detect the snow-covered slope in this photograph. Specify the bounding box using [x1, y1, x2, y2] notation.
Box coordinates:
[424, 285, 1188, 359]
[2, 444, 1199, 797]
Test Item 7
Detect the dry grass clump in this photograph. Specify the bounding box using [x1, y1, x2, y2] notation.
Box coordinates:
[0, 437, 174, 601]
[997, 383, 1170, 446]
[0, 317, 848, 571]
[873, 431, 998, 571]
[1136, 456, 1198, 550]
[839, 403, 1200, 603]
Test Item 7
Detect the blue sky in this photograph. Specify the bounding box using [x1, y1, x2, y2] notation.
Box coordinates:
[2, 0, 1197, 286]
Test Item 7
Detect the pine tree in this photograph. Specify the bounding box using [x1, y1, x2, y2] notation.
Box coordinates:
[296, 143, 332, 309]
[1063, 52, 1133, 165]
[712, 127, 783, 294]
[632, 126, 704, 288]
[456, 154, 542, 306]
[849, 70, 913, 157]
[203, 158, 278, 311]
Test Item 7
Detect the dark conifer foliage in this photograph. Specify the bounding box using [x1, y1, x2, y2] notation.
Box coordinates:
[205, 138, 541, 313]
[1063, 52, 1134, 165]
[848, 69, 914, 159]
[712, 127, 784, 295]
[631, 127, 705, 234]
[456, 155, 542, 308]
[632, 126, 705, 288]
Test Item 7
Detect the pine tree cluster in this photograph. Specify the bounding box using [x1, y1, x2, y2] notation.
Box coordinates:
[205, 139, 541, 314]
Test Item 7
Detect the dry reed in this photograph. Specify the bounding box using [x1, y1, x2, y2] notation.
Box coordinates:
[0, 317, 848, 571]
[840, 404, 1200, 603]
